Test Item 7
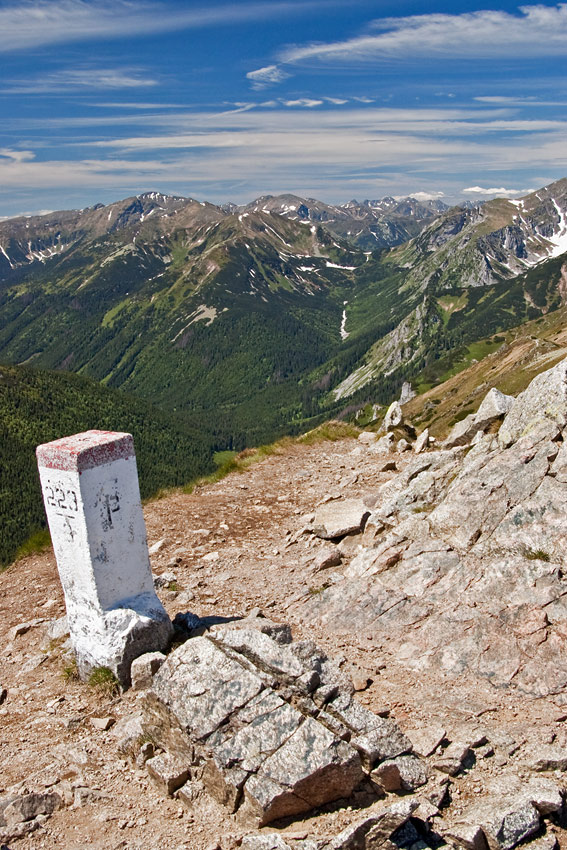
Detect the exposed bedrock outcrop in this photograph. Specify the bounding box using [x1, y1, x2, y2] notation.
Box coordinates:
[303, 358, 567, 699]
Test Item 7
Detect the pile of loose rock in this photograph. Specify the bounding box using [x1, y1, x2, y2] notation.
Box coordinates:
[6, 358, 567, 849]
[0, 792, 62, 844]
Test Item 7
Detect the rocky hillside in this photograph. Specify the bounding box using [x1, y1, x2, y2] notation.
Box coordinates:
[307, 358, 567, 699]
[4, 359, 567, 848]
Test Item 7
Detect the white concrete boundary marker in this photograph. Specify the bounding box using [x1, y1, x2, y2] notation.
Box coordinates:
[36, 430, 172, 686]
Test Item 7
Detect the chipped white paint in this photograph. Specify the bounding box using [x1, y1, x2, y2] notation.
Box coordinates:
[36, 430, 172, 685]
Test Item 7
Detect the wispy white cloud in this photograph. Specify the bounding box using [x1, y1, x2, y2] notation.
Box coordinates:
[94, 102, 187, 110]
[1, 104, 565, 207]
[474, 95, 567, 106]
[0, 148, 36, 162]
[247, 5, 567, 87]
[397, 191, 445, 201]
[462, 186, 532, 196]
[3, 67, 158, 94]
[0, 0, 329, 52]
[282, 98, 323, 108]
[0, 209, 54, 220]
[280, 5, 567, 64]
[246, 65, 291, 90]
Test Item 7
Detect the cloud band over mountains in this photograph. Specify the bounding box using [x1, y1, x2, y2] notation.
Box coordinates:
[247, 5, 567, 85]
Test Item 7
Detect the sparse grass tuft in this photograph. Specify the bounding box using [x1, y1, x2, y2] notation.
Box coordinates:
[88, 666, 120, 696]
[524, 548, 551, 562]
[136, 731, 157, 748]
[62, 658, 79, 682]
[13, 528, 52, 563]
[297, 420, 359, 445]
[308, 583, 330, 595]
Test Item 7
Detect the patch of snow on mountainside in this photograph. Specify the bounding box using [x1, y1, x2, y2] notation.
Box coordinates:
[326, 261, 356, 270]
[549, 200, 567, 258]
[340, 301, 349, 340]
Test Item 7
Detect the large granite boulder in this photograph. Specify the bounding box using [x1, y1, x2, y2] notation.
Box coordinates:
[444, 388, 514, 448]
[141, 624, 413, 826]
[499, 358, 567, 447]
[312, 499, 371, 540]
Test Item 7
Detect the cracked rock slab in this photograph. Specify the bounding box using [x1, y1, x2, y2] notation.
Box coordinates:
[146, 630, 381, 826]
[329, 798, 419, 850]
[151, 636, 265, 741]
[312, 499, 370, 540]
[240, 716, 364, 826]
[371, 755, 428, 792]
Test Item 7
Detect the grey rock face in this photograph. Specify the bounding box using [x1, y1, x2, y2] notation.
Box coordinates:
[432, 742, 471, 776]
[499, 358, 567, 447]
[413, 428, 430, 454]
[399, 382, 416, 405]
[112, 711, 145, 756]
[312, 499, 370, 539]
[241, 837, 293, 850]
[444, 389, 514, 449]
[152, 636, 265, 742]
[358, 431, 378, 444]
[210, 613, 292, 645]
[241, 717, 363, 825]
[371, 755, 428, 792]
[383, 401, 403, 431]
[313, 547, 342, 571]
[372, 450, 463, 522]
[410, 726, 446, 758]
[444, 823, 489, 850]
[146, 752, 190, 795]
[371, 432, 396, 454]
[475, 387, 515, 424]
[444, 413, 478, 449]
[1, 792, 61, 827]
[458, 774, 565, 850]
[130, 651, 166, 690]
[467, 800, 541, 850]
[301, 356, 567, 697]
[329, 799, 418, 850]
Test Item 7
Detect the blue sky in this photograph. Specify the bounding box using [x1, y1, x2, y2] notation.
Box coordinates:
[1, 0, 566, 217]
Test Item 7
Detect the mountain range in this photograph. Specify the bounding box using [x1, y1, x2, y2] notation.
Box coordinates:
[1, 180, 566, 430]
